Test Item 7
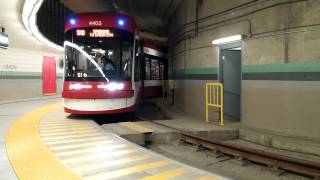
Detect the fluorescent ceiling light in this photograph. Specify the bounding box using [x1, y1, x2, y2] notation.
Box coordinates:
[212, 35, 242, 45]
[21, 0, 64, 51]
[22, 15, 31, 33]
[22, 0, 34, 33]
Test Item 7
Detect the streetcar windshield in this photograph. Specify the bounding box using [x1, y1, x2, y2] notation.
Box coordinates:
[64, 28, 133, 81]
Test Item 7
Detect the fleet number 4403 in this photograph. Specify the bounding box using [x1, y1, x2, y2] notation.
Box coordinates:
[89, 21, 102, 26]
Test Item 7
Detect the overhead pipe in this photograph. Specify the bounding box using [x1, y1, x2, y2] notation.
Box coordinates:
[169, 0, 259, 41]
[169, 0, 307, 45]
[195, 0, 203, 37]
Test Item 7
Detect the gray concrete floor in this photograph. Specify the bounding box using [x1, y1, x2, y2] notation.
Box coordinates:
[0, 97, 60, 180]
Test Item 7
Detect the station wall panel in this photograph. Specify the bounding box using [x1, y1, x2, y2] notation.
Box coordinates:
[0, 48, 63, 102]
[167, 0, 320, 144]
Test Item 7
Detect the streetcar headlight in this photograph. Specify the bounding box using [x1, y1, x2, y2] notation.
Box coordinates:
[69, 84, 92, 90]
[118, 19, 125, 26]
[98, 83, 124, 91]
[69, 18, 76, 25]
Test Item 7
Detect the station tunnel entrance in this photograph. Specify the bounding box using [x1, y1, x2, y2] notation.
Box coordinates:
[219, 45, 242, 121]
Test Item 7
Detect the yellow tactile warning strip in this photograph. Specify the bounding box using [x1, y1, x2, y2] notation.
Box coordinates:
[119, 122, 153, 133]
[5, 102, 80, 180]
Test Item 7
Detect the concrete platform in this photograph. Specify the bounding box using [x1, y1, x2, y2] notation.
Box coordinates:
[101, 119, 239, 146]
[102, 98, 239, 146]
[0, 98, 60, 180]
[4, 101, 230, 180]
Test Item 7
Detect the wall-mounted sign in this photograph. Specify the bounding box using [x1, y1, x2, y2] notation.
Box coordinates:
[3, 64, 17, 70]
[0, 31, 9, 49]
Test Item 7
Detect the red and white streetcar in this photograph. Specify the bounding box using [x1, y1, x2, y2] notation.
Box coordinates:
[62, 13, 167, 114]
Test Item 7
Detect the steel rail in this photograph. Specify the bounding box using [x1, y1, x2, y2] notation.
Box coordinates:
[180, 133, 320, 179]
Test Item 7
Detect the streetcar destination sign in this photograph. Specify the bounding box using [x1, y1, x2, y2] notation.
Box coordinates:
[89, 29, 114, 38]
[76, 29, 114, 38]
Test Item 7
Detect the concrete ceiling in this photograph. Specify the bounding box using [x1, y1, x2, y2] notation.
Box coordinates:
[60, 0, 116, 13]
[0, 0, 54, 52]
[60, 0, 183, 35]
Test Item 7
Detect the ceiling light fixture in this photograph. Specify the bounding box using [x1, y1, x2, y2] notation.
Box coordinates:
[212, 35, 242, 45]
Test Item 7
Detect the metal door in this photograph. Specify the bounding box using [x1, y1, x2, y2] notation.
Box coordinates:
[42, 56, 56, 96]
[221, 50, 241, 120]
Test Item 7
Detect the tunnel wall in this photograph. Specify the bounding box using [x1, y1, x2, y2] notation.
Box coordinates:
[167, 0, 320, 142]
[0, 47, 63, 102]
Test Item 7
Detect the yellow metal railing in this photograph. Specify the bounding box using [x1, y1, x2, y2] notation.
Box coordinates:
[205, 83, 224, 126]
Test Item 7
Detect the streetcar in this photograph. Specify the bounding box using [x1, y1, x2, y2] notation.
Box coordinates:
[62, 13, 167, 114]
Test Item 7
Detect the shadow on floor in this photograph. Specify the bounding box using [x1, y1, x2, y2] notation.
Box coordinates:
[67, 112, 138, 125]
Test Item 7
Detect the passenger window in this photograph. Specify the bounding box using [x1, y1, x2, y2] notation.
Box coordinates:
[160, 61, 164, 80]
[145, 57, 151, 80]
[134, 55, 141, 81]
[151, 59, 159, 80]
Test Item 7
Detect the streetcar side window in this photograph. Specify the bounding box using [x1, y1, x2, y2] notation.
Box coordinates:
[151, 59, 159, 80]
[134, 55, 141, 81]
[145, 57, 151, 80]
[160, 61, 164, 80]
[122, 41, 133, 80]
